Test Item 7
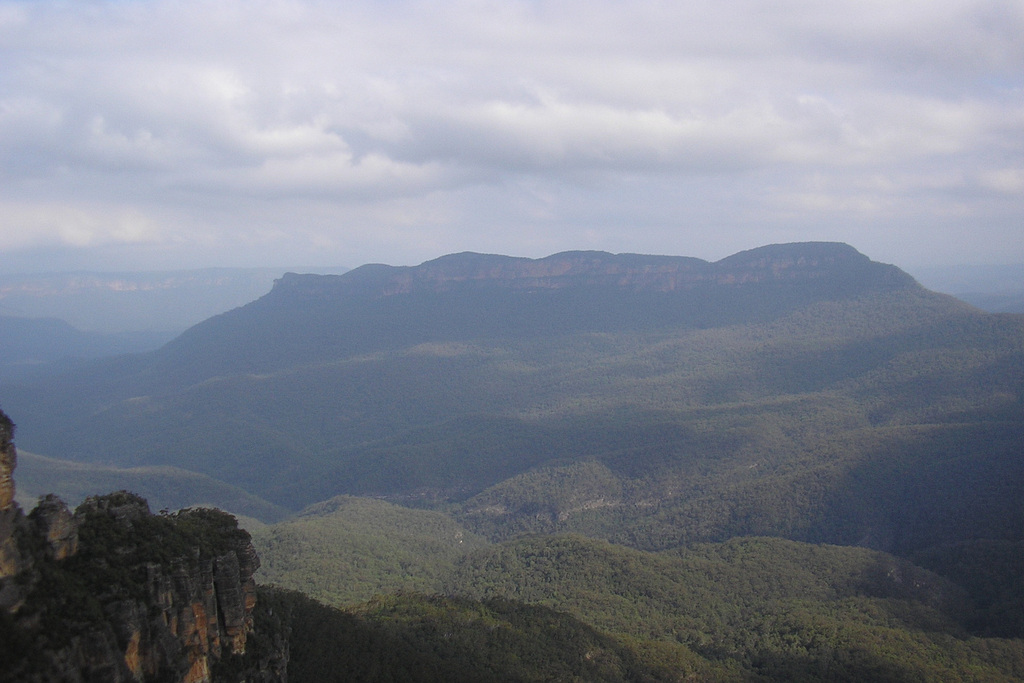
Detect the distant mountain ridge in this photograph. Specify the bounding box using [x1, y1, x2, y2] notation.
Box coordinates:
[909, 263, 1024, 313]
[271, 242, 912, 298]
[0, 315, 174, 382]
[0, 266, 346, 335]
[148, 242, 918, 387]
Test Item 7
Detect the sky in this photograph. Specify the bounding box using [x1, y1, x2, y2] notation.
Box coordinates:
[0, 0, 1022, 273]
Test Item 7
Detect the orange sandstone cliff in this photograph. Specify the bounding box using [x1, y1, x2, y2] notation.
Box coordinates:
[0, 408, 286, 683]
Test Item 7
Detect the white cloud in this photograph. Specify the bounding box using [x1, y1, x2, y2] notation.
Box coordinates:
[979, 168, 1024, 194]
[0, 0, 1021, 269]
[0, 202, 161, 249]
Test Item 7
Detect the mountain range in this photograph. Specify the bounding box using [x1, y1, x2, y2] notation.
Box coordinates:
[0, 267, 347, 334]
[2, 241, 1023, 680]
[5, 243, 1019, 515]
[911, 263, 1024, 313]
[0, 267, 348, 381]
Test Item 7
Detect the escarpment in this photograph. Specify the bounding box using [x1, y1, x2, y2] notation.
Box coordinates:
[268, 242, 913, 299]
[0, 409, 30, 599]
[148, 242, 918, 389]
[0, 408, 286, 683]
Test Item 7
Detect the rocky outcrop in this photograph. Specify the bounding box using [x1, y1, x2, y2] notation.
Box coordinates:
[0, 410, 15, 513]
[28, 493, 79, 560]
[0, 407, 287, 682]
[0, 409, 30, 609]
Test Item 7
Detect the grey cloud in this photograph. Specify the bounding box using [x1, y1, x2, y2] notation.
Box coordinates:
[0, 0, 1021, 269]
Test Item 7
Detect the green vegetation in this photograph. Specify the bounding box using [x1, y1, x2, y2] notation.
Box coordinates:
[11, 286, 1021, 544]
[913, 539, 1024, 638]
[257, 587, 724, 682]
[62, 492, 250, 598]
[253, 533, 1024, 681]
[13, 450, 289, 521]
[250, 496, 1024, 679]
[253, 496, 486, 605]
[444, 535, 1024, 681]
[1, 492, 257, 679]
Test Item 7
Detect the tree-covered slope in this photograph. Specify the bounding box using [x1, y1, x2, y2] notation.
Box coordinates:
[0, 315, 172, 382]
[3, 243, 1021, 566]
[446, 534, 1024, 681]
[13, 450, 289, 522]
[148, 242, 912, 384]
[252, 495, 486, 605]
[258, 588, 721, 683]
[252, 531, 1024, 682]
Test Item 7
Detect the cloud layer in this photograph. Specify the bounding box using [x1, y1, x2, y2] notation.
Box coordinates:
[1, 0, 1021, 269]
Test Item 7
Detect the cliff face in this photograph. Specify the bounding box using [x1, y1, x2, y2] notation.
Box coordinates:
[0, 409, 29, 601]
[0, 408, 286, 683]
[270, 242, 915, 299]
[0, 411, 14, 512]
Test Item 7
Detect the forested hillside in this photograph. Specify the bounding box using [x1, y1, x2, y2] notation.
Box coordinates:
[247, 530, 1024, 681]
[3, 242, 1023, 679]
[0, 315, 172, 382]
[5, 244, 1020, 552]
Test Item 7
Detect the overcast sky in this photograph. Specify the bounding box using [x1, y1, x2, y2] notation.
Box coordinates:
[0, 0, 1021, 272]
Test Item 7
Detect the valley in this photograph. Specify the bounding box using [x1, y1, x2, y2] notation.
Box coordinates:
[2, 242, 1023, 681]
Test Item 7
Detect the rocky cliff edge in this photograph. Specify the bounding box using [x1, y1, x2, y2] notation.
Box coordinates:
[269, 242, 914, 299]
[0, 408, 286, 683]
